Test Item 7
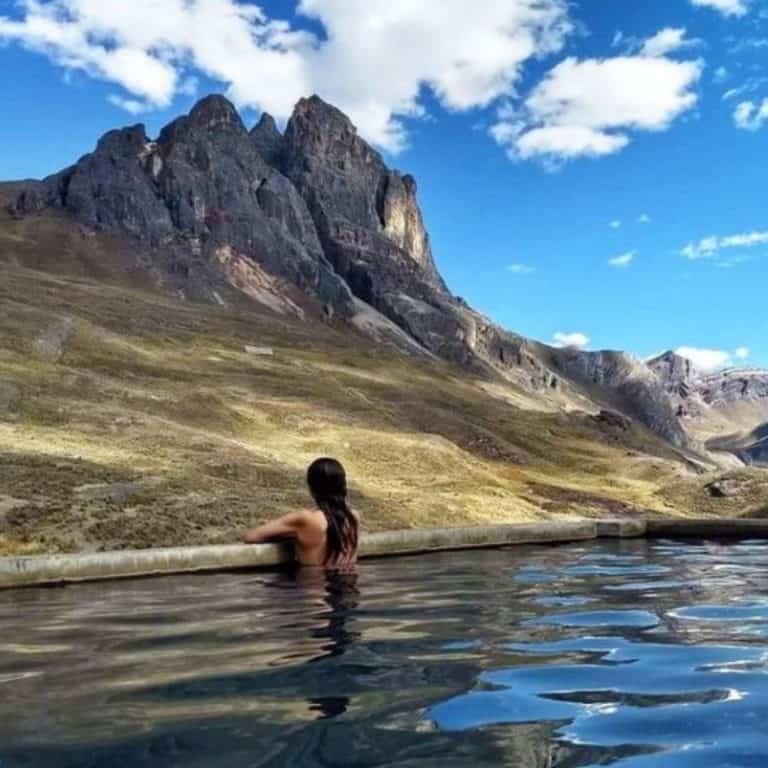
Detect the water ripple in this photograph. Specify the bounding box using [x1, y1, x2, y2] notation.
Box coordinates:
[1, 539, 768, 766]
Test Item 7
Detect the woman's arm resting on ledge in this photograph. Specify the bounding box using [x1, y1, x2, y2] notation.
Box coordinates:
[243, 512, 306, 544]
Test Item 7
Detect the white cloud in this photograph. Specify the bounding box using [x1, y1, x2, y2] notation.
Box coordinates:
[515, 124, 629, 160]
[508, 263, 535, 274]
[690, 0, 748, 16]
[640, 28, 697, 58]
[682, 230, 768, 259]
[714, 66, 729, 84]
[0, 0, 574, 154]
[676, 347, 733, 372]
[638, 213, 652, 223]
[722, 232, 768, 248]
[609, 251, 635, 268]
[610, 220, 622, 229]
[734, 99, 768, 131]
[107, 94, 150, 115]
[553, 331, 590, 350]
[492, 34, 703, 163]
[676, 345, 752, 372]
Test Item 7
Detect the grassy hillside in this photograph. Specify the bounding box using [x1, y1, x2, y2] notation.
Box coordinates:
[1, 201, 764, 554]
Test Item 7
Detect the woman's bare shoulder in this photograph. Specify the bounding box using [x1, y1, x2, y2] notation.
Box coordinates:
[300, 508, 329, 528]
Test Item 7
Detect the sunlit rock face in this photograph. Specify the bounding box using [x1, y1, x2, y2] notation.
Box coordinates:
[381, 172, 435, 276]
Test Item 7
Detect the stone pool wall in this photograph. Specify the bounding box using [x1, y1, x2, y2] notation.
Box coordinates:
[2, 518, 768, 589]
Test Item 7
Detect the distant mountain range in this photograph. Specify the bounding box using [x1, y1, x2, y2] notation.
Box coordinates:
[6, 94, 768, 469]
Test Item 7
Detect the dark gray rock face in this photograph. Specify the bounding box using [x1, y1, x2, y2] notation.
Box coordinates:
[250, 113, 284, 167]
[13, 94, 354, 316]
[281, 97, 445, 289]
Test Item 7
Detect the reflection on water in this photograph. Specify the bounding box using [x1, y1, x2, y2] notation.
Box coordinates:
[1, 539, 768, 766]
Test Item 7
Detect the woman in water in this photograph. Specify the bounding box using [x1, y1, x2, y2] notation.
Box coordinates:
[244, 457, 359, 567]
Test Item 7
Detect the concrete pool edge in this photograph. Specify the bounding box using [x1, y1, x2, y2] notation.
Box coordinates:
[2, 517, 767, 589]
[0, 521, 596, 589]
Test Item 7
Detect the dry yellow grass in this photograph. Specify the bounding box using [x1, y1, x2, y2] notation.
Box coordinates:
[0, 204, 751, 554]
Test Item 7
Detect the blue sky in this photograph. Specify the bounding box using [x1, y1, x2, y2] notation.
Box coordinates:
[1, 0, 766, 370]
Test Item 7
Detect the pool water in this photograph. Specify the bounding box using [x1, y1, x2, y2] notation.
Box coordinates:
[2, 538, 768, 767]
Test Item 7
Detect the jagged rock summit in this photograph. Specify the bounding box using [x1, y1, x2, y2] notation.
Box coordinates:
[8, 93, 768, 464]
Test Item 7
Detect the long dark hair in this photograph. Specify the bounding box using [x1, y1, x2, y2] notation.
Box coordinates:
[307, 458, 358, 565]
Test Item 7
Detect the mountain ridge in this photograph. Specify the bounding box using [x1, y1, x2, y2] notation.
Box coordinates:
[6, 93, 768, 467]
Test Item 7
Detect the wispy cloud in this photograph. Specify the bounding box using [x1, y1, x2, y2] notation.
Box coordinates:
[722, 76, 768, 102]
[638, 213, 652, 224]
[734, 99, 768, 130]
[609, 251, 636, 268]
[682, 230, 768, 259]
[553, 331, 591, 349]
[729, 37, 768, 54]
[640, 28, 700, 58]
[508, 263, 535, 274]
[610, 220, 622, 229]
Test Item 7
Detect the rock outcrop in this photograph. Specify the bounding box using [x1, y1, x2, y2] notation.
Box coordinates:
[648, 352, 699, 399]
[647, 352, 768, 461]
[697, 368, 768, 410]
[550, 348, 689, 447]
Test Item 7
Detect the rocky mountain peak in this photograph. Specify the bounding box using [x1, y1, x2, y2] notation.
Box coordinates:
[289, 95, 362, 142]
[95, 124, 149, 156]
[157, 94, 247, 148]
[279, 93, 444, 296]
[284, 95, 384, 177]
[188, 94, 245, 132]
[250, 113, 283, 167]
[648, 351, 700, 394]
